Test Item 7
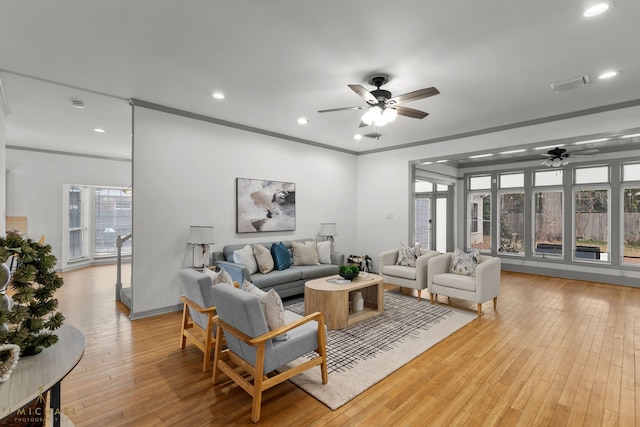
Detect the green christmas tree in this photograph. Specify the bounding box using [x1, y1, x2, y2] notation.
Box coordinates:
[0, 233, 65, 356]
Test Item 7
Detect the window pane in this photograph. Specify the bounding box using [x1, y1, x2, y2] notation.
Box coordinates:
[623, 163, 640, 182]
[69, 187, 81, 228]
[436, 184, 449, 192]
[623, 187, 640, 265]
[95, 188, 132, 257]
[535, 170, 563, 186]
[499, 192, 524, 254]
[415, 197, 431, 248]
[469, 193, 491, 251]
[575, 166, 609, 184]
[534, 191, 563, 256]
[469, 175, 491, 190]
[69, 186, 83, 259]
[415, 180, 433, 192]
[575, 189, 608, 261]
[500, 173, 524, 188]
[436, 198, 447, 253]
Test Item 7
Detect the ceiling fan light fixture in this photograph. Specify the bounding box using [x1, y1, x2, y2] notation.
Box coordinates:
[584, 2, 613, 17]
[542, 158, 552, 167]
[551, 158, 562, 167]
[382, 107, 397, 123]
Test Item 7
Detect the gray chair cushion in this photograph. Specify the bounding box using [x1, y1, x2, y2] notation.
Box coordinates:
[178, 269, 215, 329]
[296, 264, 339, 279]
[250, 268, 302, 288]
[382, 264, 417, 280]
[432, 272, 477, 292]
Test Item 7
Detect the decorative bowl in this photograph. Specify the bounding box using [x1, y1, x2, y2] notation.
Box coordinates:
[338, 271, 359, 281]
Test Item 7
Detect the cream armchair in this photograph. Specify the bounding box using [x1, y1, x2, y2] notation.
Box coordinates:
[379, 248, 440, 301]
[427, 253, 501, 316]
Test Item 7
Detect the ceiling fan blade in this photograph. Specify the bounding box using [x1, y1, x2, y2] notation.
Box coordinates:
[394, 105, 429, 119]
[348, 84, 378, 105]
[358, 121, 370, 128]
[317, 106, 367, 113]
[388, 87, 439, 105]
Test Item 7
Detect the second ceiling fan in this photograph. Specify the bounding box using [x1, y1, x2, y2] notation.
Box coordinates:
[318, 75, 439, 128]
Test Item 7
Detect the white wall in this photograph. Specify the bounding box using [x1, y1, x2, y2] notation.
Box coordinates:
[0, 112, 5, 235]
[131, 107, 358, 318]
[5, 149, 131, 268]
[357, 105, 640, 277]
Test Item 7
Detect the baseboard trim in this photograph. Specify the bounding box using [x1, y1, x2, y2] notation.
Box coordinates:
[501, 263, 640, 288]
[129, 303, 182, 320]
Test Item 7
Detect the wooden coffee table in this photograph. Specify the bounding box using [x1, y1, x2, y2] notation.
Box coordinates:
[304, 273, 384, 329]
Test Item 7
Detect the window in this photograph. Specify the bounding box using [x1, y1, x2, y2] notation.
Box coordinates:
[623, 163, 640, 182]
[500, 172, 524, 188]
[535, 169, 563, 187]
[95, 188, 132, 257]
[623, 187, 640, 265]
[534, 191, 563, 256]
[575, 166, 609, 184]
[415, 197, 431, 248]
[468, 175, 492, 252]
[574, 188, 609, 261]
[499, 192, 524, 254]
[65, 185, 131, 264]
[68, 186, 85, 260]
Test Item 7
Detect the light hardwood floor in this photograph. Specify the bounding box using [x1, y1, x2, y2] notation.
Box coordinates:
[54, 265, 640, 426]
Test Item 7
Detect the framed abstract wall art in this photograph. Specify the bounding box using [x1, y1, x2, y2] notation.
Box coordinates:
[236, 178, 296, 233]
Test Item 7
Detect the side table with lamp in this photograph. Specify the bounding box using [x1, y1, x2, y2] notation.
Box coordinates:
[187, 226, 215, 270]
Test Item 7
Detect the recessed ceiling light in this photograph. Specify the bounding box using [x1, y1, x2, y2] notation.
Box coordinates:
[574, 137, 609, 145]
[420, 161, 432, 165]
[212, 92, 225, 100]
[499, 149, 526, 155]
[71, 100, 85, 109]
[584, 2, 613, 17]
[93, 128, 106, 133]
[622, 133, 640, 138]
[297, 117, 308, 125]
[468, 153, 494, 159]
[436, 160, 448, 163]
[598, 70, 619, 79]
[354, 134, 362, 140]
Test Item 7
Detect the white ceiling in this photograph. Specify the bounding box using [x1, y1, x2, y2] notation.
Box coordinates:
[1, 1, 639, 159]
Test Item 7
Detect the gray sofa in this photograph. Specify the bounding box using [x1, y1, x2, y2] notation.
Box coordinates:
[213, 239, 344, 298]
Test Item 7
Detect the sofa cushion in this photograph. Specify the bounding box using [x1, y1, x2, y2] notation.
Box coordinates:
[317, 240, 332, 264]
[253, 244, 274, 274]
[292, 241, 320, 266]
[295, 264, 338, 280]
[450, 248, 480, 276]
[382, 264, 417, 280]
[271, 241, 292, 270]
[396, 243, 420, 267]
[233, 245, 258, 274]
[250, 268, 303, 288]
[432, 272, 477, 292]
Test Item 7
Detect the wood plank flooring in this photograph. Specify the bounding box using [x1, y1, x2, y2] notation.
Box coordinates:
[52, 265, 640, 426]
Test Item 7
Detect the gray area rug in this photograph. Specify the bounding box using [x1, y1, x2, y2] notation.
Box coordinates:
[281, 292, 476, 410]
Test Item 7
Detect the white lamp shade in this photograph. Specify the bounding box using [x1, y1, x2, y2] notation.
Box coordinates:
[188, 226, 215, 245]
[319, 222, 337, 237]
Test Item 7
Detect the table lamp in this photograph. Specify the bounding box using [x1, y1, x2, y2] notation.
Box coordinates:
[187, 226, 215, 269]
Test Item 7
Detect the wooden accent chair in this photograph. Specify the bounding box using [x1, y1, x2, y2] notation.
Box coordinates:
[210, 284, 328, 423]
[178, 268, 238, 372]
[427, 252, 501, 316]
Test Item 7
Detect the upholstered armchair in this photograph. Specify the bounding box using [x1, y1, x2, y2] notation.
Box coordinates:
[211, 284, 328, 423]
[378, 247, 440, 301]
[427, 252, 501, 316]
[178, 267, 237, 372]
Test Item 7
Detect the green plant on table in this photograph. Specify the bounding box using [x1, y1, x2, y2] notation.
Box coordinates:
[339, 265, 360, 275]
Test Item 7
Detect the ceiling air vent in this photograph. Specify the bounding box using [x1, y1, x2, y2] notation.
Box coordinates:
[550, 75, 590, 93]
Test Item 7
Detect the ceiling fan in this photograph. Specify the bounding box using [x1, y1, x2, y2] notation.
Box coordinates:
[318, 75, 439, 128]
[541, 147, 599, 167]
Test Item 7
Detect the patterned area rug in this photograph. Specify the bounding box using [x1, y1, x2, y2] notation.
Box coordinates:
[281, 291, 476, 410]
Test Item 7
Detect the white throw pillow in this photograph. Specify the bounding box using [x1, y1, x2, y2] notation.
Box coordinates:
[201, 267, 234, 287]
[317, 240, 332, 264]
[450, 248, 480, 276]
[233, 245, 258, 274]
[253, 244, 274, 274]
[396, 243, 421, 267]
[241, 281, 287, 341]
[291, 241, 320, 266]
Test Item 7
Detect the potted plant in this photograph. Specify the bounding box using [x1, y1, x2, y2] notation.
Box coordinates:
[0, 233, 65, 356]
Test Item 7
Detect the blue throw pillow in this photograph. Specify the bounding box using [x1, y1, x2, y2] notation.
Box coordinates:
[270, 242, 291, 270]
